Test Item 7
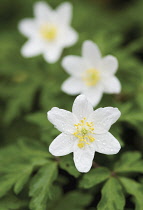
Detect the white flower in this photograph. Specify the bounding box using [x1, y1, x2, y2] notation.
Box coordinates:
[18, 1, 78, 63]
[47, 95, 121, 173]
[62, 40, 121, 106]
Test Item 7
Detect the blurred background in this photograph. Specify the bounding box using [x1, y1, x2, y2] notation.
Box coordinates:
[0, 0, 143, 210]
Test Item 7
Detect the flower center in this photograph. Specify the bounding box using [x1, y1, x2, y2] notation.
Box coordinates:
[82, 68, 100, 86]
[40, 24, 57, 41]
[73, 117, 95, 149]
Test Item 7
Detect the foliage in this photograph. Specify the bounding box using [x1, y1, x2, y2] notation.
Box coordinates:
[0, 0, 143, 209]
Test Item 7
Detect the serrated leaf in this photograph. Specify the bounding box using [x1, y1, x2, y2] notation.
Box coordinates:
[0, 139, 51, 197]
[119, 177, 143, 210]
[0, 139, 50, 171]
[59, 155, 80, 178]
[14, 165, 33, 194]
[29, 162, 58, 210]
[0, 176, 16, 198]
[0, 164, 33, 197]
[97, 177, 125, 210]
[79, 167, 110, 189]
[114, 151, 143, 173]
[0, 193, 27, 210]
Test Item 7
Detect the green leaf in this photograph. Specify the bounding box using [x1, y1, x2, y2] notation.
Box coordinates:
[114, 151, 143, 173]
[0, 176, 16, 198]
[49, 191, 92, 210]
[119, 177, 143, 210]
[0, 193, 27, 210]
[121, 110, 143, 122]
[0, 139, 51, 197]
[29, 162, 58, 210]
[79, 167, 110, 189]
[59, 155, 80, 178]
[0, 164, 33, 197]
[109, 124, 124, 147]
[4, 82, 39, 124]
[26, 112, 48, 128]
[14, 165, 33, 194]
[97, 177, 125, 210]
[17, 138, 52, 160]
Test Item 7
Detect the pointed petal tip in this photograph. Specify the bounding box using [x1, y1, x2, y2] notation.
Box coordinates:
[75, 94, 87, 101]
[58, 2, 73, 11]
[113, 107, 121, 119]
[49, 144, 59, 157]
[75, 165, 91, 173]
[82, 40, 100, 53]
[74, 159, 93, 173]
[115, 142, 121, 154]
[47, 107, 56, 120]
[49, 133, 74, 156]
[73, 94, 92, 107]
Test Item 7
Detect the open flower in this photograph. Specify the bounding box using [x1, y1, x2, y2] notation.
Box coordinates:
[47, 95, 121, 173]
[62, 41, 121, 106]
[18, 2, 78, 63]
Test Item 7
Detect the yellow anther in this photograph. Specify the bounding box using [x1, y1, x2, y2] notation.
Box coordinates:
[89, 136, 95, 142]
[78, 143, 85, 148]
[40, 24, 57, 41]
[73, 117, 95, 149]
[82, 68, 100, 87]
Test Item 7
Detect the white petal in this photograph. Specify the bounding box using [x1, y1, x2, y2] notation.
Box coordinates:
[72, 95, 93, 121]
[49, 133, 74, 156]
[89, 107, 121, 134]
[82, 40, 101, 66]
[100, 55, 118, 75]
[21, 39, 43, 57]
[56, 2, 72, 25]
[94, 132, 121, 154]
[43, 46, 62, 63]
[73, 146, 95, 173]
[102, 76, 121, 94]
[47, 107, 77, 134]
[62, 56, 86, 77]
[62, 77, 84, 95]
[34, 1, 53, 20]
[83, 86, 103, 107]
[18, 19, 37, 37]
[61, 27, 78, 47]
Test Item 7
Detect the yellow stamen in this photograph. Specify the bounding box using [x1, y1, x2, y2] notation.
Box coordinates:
[82, 68, 100, 86]
[78, 142, 84, 148]
[73, 118, 95, 149]
[40, 24, 57, 41]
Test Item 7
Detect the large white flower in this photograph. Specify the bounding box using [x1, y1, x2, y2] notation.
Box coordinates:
[47, 95, 121, 173]
[18, 1, 78, 63]
[62, 41, 121, 106]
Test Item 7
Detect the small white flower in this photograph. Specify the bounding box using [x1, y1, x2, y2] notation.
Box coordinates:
[62, 41, 121, 106]
[47, 95, 121, 173]
[18, 1, 78, 63]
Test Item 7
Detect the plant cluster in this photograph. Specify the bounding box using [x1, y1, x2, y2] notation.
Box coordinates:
[0, 0, 143, 209]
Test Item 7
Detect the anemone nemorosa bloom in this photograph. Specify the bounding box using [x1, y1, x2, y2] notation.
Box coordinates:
[62, 41, 121, 106]
[47, 95, 121, 173]
[18, 1, 78, 63]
